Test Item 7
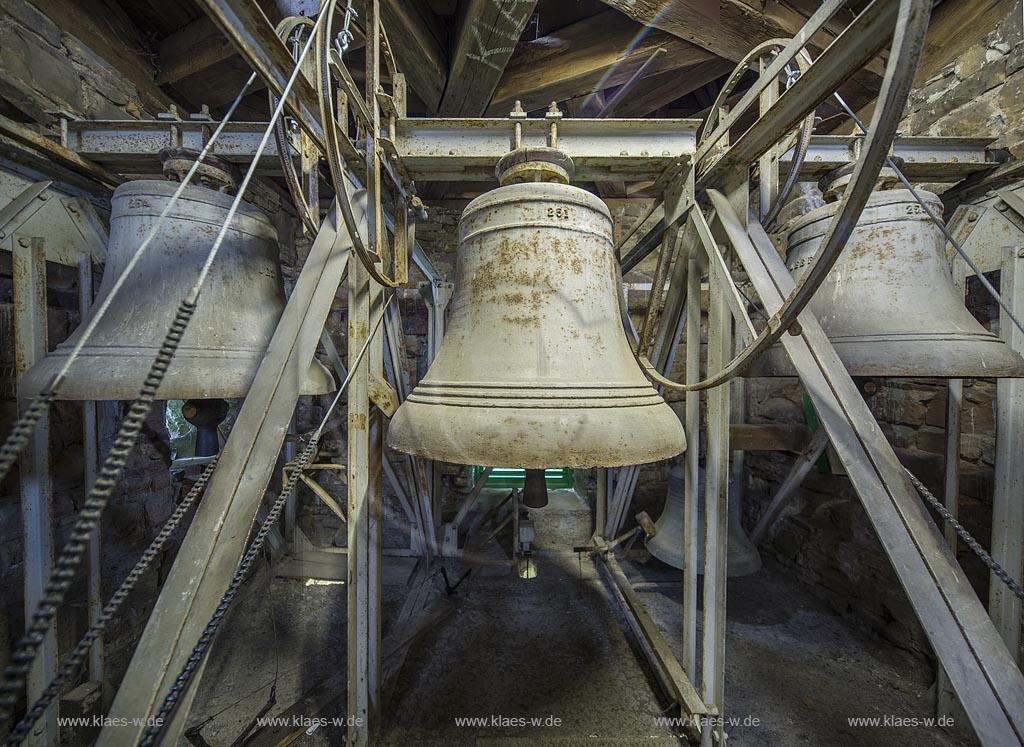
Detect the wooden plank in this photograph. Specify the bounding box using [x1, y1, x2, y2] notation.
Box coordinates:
[612, 58, 733, 118]
[490, 11, 711, 115]
[749, 429, 830, 546]
[597, 0, 882, 129]
[157, 16, 236, 85]
[381, 0, 448, 113]
[596, 554, 707, 743]
[729, 423, 812, 452]
[439, 0, 537, 116]
[596, 0, 852, 66]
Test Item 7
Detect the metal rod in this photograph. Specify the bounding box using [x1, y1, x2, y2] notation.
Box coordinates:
[14, 236, 56, 747]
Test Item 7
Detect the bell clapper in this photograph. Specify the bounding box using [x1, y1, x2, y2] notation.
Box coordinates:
[182, 398, 230, 456]
[521, 468, 550, 509]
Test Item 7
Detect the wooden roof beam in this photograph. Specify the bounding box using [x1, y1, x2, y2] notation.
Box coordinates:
[611, 58, 734, 118]
[490, 11, 712, 115]
[381, 0, 448, 114]
[438, 0, 538, 116]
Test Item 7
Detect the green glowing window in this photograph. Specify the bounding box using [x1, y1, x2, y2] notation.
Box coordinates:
[472, 467, 574, 489]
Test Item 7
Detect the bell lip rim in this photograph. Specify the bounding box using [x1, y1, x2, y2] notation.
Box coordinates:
[386, 399, 686, 469]
[747, 342, 1024, 378]
[18, 355, 335, 399]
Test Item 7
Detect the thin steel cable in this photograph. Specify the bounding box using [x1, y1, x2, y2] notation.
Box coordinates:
[0, 72, 258, 485]
[823, 77, 1024, 339]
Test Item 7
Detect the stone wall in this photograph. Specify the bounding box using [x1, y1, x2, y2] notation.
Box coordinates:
[739, 4, 1024, 663]
[0, 0, 161, 124]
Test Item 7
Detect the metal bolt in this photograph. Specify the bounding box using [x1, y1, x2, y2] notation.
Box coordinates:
[18, 237, 30, 247]
[37, 193, 48, 201]
[967, 213, 978, 222]
[0, 231, 5, 240]
[1018, 248, 1024, 258]
[67, 203, 78, 213]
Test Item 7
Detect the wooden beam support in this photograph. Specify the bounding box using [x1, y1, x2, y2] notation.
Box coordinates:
[157, 16, 237, 86]
[596, 0, 882, 130]
[490, 11, 711, 115]
[728, 423, 812, 453]
[598, 0, 867, 68]
[612, 58, 733, 118]
[381, 0, 448, 114]
[438, 0, 537, 116]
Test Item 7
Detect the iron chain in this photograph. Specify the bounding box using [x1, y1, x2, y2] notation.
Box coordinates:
[5, 457, 218, 745]
[137, 436, 321, 747]
[0, 299, 198, 724]
[906, 468, 1024, 601]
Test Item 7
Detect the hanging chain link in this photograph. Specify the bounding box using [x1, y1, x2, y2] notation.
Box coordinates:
[136, 437, 320, 747]
[137, 293, 392, 746]
[0, 299, 197, 724]
[905, 468, 1024, 602]
[334, 0, 357, 55]
[5, 457, 219, 745]
[0, 393, 55, 486]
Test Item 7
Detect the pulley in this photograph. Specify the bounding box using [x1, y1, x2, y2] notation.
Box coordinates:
[387, 149, 685, 469]
[20, 180, 335, 399]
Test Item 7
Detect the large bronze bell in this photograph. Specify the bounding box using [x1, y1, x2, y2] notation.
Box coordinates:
[387, 179, 685, 468]
[646, 464, 761, 577]
[20, 180, 335, 400]
[754, 185, 1024, 377]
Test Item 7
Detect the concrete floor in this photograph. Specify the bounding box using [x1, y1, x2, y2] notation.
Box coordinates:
[186, 488, 969, 747]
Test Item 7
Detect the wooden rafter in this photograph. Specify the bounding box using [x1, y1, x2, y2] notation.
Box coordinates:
[438, 0, 538, 116]
[490, 11, 712, 115]
[381, 0, 448, 113]
[611, 58, 733, 118]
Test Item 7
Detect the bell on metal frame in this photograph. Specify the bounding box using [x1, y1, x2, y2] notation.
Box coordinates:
[646, 464, 762, 578]
[387, 149, 685, 469]
[753, 178, 1024, 377]
[20, 179, 335, 400]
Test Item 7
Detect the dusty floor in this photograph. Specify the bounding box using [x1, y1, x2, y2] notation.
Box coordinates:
[186, 488, 969, 747]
